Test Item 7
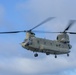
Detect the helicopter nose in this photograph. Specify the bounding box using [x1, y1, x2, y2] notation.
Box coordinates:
[21, 42, 29, 47]
[21, 42, 25, 47]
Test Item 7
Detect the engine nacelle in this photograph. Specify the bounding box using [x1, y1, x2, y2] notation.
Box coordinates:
[57, 33, 70, 43]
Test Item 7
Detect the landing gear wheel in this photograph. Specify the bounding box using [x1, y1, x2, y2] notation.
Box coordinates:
[46, 52, 50, 55]
[55, 55, 57, 58]
[67, 53, 69, 57]
[34, 53, 38, 57]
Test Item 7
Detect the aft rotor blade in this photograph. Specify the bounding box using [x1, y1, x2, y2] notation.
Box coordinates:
[34, 31, 76, 34]
[64, 20, 76, 32]
[67, 32, 76, 34]
[30, 17, 55, 31]
[0, 30, 27, 34]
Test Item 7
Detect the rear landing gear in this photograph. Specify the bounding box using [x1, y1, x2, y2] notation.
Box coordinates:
[55, 55, 57, 58]
[46, 52, 50, 55]
[34, 53, 38, 57]
[67, 53, 69, 57]
[54, 53, 57, 58]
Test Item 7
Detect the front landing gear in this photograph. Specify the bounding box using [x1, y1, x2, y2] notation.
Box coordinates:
[34, 53, 38, 57]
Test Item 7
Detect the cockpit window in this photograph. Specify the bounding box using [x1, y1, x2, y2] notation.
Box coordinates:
[37, 40, 39, 44]
[22, 39, 32, 45]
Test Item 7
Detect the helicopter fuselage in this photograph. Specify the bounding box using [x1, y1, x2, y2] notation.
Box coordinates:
[21, 36, 71, 55]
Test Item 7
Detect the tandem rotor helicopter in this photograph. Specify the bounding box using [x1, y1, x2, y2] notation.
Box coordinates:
[0, 17, 76, 58]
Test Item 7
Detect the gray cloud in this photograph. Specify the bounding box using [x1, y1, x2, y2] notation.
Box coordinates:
[0, 56, 76, 75]
[17, 0, 76, 19]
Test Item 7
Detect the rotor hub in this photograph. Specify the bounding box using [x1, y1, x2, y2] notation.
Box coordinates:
[57, 33, 70, 43]
[26, 31, 35, 39]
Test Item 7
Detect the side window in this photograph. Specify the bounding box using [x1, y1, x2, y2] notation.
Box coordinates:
[59, 44, 61, 47]
[50, 43, 52, 45]
[44, 42, 46, 45]
[37, 40, 39, 44]
[29, 39, 32, 45]
[56, 44, 58, 47]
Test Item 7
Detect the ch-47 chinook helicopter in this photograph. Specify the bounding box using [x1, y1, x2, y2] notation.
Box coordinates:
[0, 17, 76, 58]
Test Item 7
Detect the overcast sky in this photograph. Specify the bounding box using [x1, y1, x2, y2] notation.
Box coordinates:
[0, 0, 76, 75]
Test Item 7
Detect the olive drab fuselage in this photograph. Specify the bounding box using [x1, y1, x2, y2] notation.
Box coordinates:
[21, 32, 72, 55]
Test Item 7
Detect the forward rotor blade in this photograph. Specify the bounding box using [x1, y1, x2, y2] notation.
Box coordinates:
[64, 20, 76, 32]
[30, 17, 55, 31]
[0, 30, 27, 34]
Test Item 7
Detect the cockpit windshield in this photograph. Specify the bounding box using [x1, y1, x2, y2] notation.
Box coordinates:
[22, 39, 32, 45]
